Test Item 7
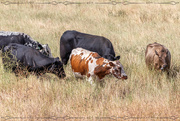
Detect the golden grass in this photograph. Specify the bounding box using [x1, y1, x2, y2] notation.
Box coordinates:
[0, 0, 179, 120]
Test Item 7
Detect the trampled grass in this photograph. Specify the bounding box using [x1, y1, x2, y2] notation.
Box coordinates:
[0, 0, 179, 120]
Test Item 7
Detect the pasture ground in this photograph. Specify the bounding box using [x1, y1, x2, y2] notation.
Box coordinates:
[0, 0, 179, 120]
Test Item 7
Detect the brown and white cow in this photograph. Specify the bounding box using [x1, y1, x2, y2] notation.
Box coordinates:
[70, 48, 127, 84]
[145, 42, 171, 72]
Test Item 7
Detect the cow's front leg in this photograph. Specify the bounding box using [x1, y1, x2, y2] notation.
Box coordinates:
[87, 76, 93, 85]
[95, 76, 105, 87]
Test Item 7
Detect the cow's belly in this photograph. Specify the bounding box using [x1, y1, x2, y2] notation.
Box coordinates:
[73, 72, 84, 78]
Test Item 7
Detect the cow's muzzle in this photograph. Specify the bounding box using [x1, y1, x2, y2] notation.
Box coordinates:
[60, 72, 66, 78]
[121, 73, 128, 80]
[160, 64, 167, 70]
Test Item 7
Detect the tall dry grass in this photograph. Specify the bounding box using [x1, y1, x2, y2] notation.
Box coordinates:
[0, 0, 179, 120]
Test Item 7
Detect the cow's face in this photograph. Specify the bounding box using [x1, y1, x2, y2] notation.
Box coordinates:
[109, 60, 127, 80]
[154, 48, 168, 70]
[50, 61, 66, 78]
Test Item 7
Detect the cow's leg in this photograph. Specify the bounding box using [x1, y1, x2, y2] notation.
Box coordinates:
[60, 44, 72, 65]
[99, 79, 105, 87]
[13, 67, 20, 77]
[94, 76, 105, 87]
[87, 76, 94, 85]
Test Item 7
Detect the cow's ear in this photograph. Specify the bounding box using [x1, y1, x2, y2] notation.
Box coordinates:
[155, 50, 159, 56]
[109, 62, 115, 67]
[166, 49, 169, 54]
[148, 43, 154, 48]
[115, 56, 120, 60]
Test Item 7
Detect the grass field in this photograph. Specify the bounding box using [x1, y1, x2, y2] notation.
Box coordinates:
[0, 0, 179, 120]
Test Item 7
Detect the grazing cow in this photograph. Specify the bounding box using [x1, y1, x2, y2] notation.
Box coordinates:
[0, 31, 52, 57]
[145, 42, 171, 72]
[60, 30, 120, 65]
[70, 48, 127, 84]
[2, 43, 66, 78]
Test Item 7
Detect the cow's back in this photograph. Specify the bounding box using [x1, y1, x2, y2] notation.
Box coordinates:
[3, 43, 66, 78]
[0, 35, 25, 49]
[3, 43, 54, 68]
[61, 30, 114, 54]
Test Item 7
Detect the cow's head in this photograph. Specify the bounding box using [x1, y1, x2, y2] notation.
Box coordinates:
[49, 57, 66, 78]
[109, 60, 128, 80]
[154, 48, 169, 71]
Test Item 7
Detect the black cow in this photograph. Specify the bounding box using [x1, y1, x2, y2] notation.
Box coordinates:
[2, 43, 66, 78]
[60, 30, 120, 65]
[0, 31, 52, 57]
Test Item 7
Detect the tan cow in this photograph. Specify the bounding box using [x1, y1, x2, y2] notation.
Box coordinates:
[145, 42, 171, 72]
[70, 48, 127, 84]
